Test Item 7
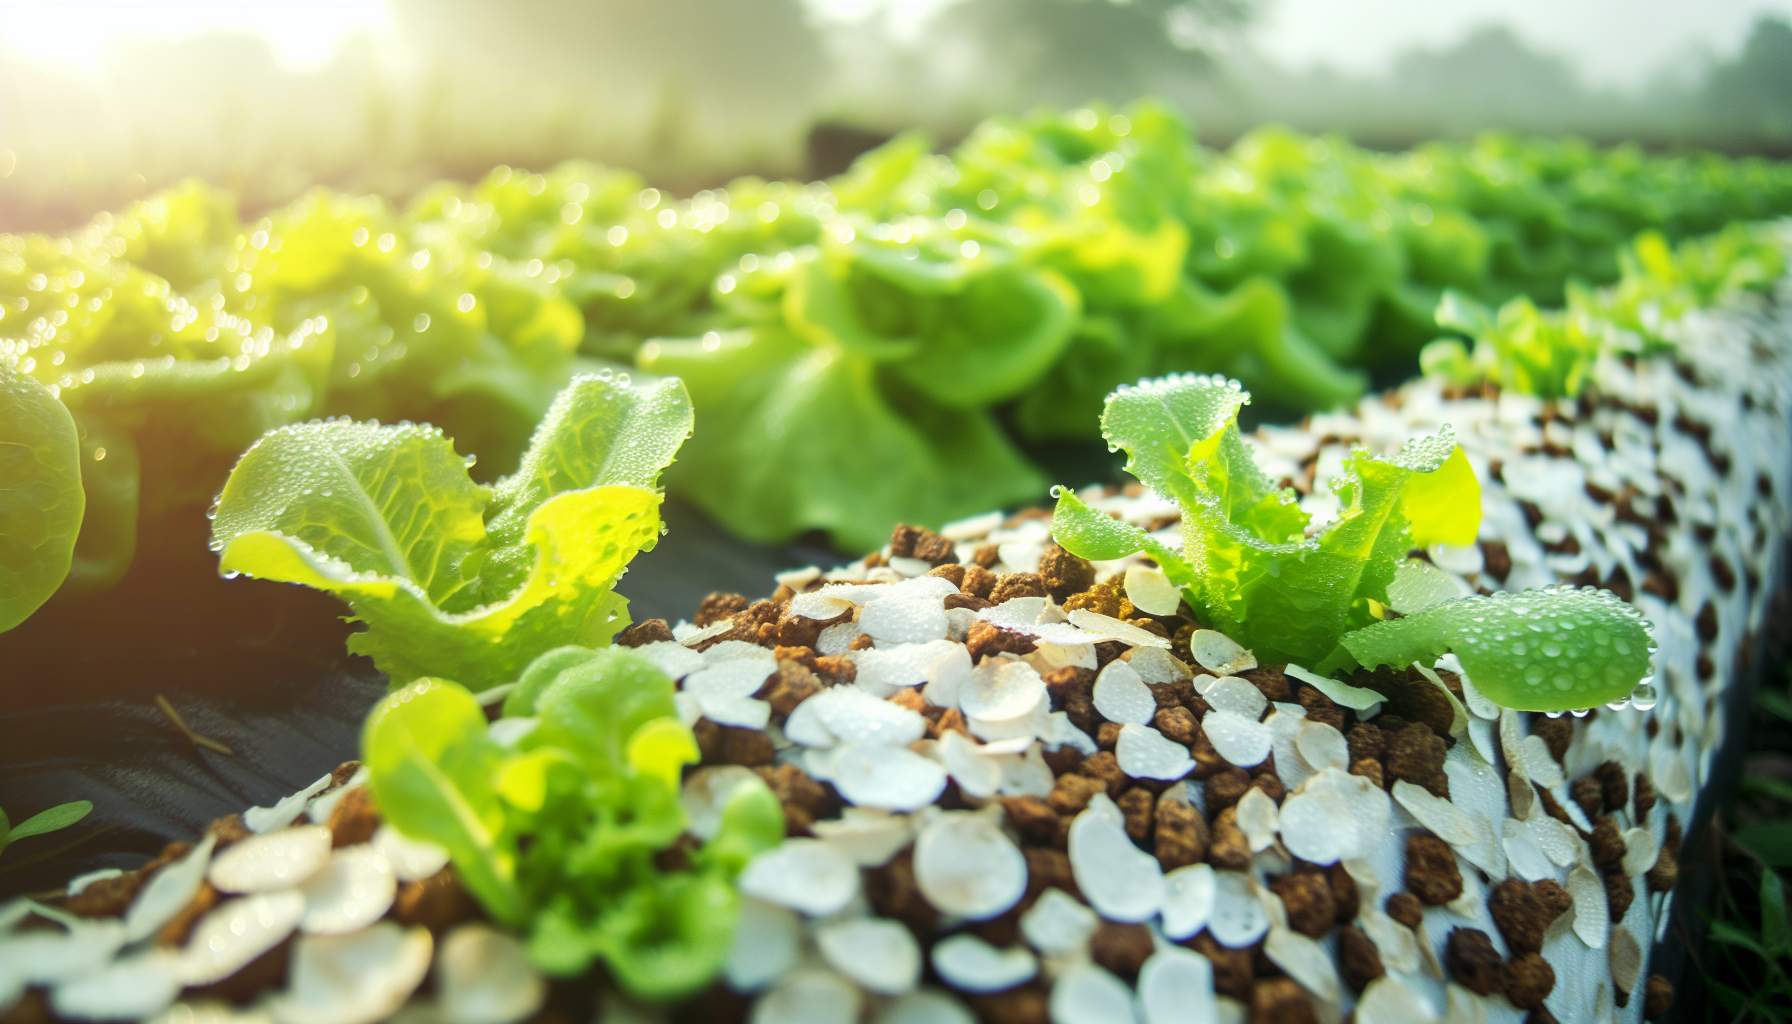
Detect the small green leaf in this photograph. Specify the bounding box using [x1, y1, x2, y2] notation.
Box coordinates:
[6, 800, 93, 842]
[0, 365, 85, 632]
[363, 678, 522, 921]
[1342, 586, 1655, 712]
[1048, 489, 1193, 579]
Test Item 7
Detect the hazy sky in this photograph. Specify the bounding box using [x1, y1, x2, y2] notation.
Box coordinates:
[5, 0, 1791, 89]
[1251, 0, 1792, 88]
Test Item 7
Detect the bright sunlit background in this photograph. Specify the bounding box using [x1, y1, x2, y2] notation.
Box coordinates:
[3, 0, 1791, 225]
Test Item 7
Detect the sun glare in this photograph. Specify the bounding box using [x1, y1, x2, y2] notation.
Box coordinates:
[0, 0, 391, 74]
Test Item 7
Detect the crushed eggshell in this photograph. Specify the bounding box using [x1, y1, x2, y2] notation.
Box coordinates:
[1069, 795, 1166, 923]
[914, 813, 1028, 921]
[930, 934, 1036, 994]
[207, 825, 333, 895]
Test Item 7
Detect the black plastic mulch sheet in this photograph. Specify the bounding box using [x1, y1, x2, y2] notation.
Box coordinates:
[0, 500, 833, 898]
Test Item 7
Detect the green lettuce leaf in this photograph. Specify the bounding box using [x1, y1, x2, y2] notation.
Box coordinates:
[212, 373, 691, 689]
[363, 677, 522, 920]
[640, 327, 1043, 551]
[1342, 585, 1655, 712]
[0, 366, 85, 632]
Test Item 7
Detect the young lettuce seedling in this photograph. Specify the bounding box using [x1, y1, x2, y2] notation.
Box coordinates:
[1050, 373, 1655, 712]
[210, 372, 692, 690]
[362, 648, 782, 1000]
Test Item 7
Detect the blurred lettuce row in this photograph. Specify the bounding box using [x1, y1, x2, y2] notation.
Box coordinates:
[1422, 223, 1790, 400]
[426, 102, 1792, 549]
[0, 180, 590, 629]
[7, 102, 1792, 632]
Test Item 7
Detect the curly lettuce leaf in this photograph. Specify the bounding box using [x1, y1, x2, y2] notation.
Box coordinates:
[212, 373, 691, 689]
[0, 366, 85, 632]
[1052, 374, 1481, 665]
[641, 327, 1043, 552]
[1342, 585, 1655, 712]
[779, 234, 1082, 410]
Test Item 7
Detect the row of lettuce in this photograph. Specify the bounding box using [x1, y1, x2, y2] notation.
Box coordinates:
[191, 360, 1650, 1001]
[3, 101, 1792, 633]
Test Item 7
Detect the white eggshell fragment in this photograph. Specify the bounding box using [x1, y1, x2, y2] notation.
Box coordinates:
[126, 833, 218, 942]
[1189, 630, 1256, 675]
[1278, 769, 1390, 864]
[914, 813, 1028, 920]
[1051, 964, 1137, 1024]
[180, 891, 306, 986]
[724, 898, 802, 993]
[1020, 888, 1098, 957]
[1124, 566, 1183, 617]
[1092, 660, 1156, 726]
[1204, 677, 1268, 720]
[208, 825, 333, 895]
[0, 919, 127, 986]
[434, 924, 545, 1024]
[831, 745, 948, 811]
[931, 935, 1036, 993]
[1284, 664, 1386, 713]
[50, 949, 182, 1022]
[817, 918, 922, 996]
[1202, 710, 1272, 767]
[299, 847, 396, 935]
[875, 989, 977, 1024]
[246, 775, 334, 834]
[270, 923, 432, 1024]
[1569, 865, 1610, 949]
[740, 840, 861, 917]
[1116, 724, 1195, 781]
[1235, 788, 1279, 853]
[1161, 864, 1217, 940]
[750, 968, 862, 1024]
[1356, 977, 1439, 1024]
[1138, 948, 1217, 1024]
[1069, 795, 1165, 923]
[1392, 782, 1479, 846]
[1264, 927, 1341, 1004]
[371, 827, 450, 883]
[1066, 610, 1172, 649]
[1207, 872, 1270, 948]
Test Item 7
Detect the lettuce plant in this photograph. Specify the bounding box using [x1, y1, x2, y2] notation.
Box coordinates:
[0, 366, 84, 631]
[363, 647, 782, 998]
[1050, 374, 1654, 710]
[210, 373, 691, 690]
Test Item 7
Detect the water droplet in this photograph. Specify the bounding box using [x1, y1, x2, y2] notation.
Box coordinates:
[1049, 485, 1066, 499]
[1627, 682, 1658, 712]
